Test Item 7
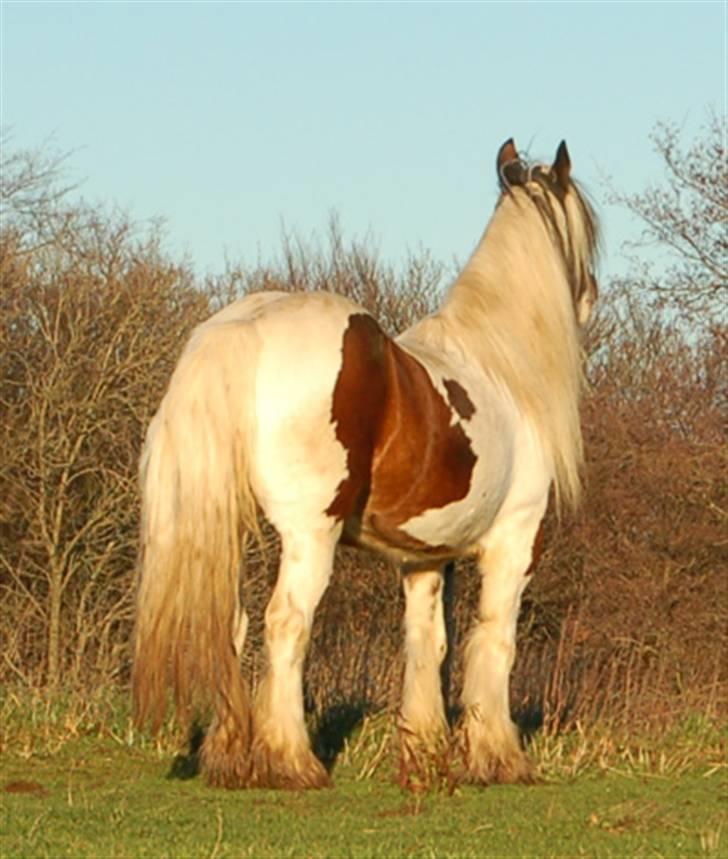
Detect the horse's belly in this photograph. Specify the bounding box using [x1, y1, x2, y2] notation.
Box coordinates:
[349, 467, 508, 564]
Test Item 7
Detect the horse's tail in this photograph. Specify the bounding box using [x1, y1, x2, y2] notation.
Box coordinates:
[132, 318, 261, 786]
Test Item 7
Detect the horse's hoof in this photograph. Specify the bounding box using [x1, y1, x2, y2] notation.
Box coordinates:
[249, 740, 332, 790]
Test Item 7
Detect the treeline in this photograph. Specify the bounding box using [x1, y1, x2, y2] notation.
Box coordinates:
[1, 117, 725, 734]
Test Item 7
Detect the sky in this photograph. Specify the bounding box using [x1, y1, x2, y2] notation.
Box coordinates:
[1, 1, 725, 285]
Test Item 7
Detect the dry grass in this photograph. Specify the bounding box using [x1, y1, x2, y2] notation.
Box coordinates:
[3, 687, 723, 787]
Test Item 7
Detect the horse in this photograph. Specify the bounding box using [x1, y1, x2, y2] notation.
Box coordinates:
[132, 138, 599, 790]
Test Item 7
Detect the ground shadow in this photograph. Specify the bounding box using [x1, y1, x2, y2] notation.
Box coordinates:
[312, 702, 370, 772]
[165, 706, 371, 781]
[167, 724, 204, 781]
[163, 699, 537, 782]
[515, 705, 545, 747]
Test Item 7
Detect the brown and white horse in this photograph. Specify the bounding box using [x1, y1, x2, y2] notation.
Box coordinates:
[133, 139, 599, 790]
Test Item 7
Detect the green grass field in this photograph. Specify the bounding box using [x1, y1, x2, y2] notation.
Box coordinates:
[2, 723, 725, 859]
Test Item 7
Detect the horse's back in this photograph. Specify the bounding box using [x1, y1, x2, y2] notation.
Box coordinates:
[198, 289, 362, 333]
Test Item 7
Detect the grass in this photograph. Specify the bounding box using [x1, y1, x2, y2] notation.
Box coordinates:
[1, 690, 726, 858]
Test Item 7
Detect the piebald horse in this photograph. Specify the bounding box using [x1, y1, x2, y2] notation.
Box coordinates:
[133, 139, 599, 789]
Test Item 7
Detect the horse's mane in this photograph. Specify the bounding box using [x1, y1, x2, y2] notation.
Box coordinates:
[435, 150, 600, 510]
[497, 153, 599, 314]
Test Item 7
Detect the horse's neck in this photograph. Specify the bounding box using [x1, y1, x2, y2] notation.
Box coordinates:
[409, 214, 584, 511]
[446, 216, 521, 313]
[401, 201, 577, 390]
[396, 229, 511, 379]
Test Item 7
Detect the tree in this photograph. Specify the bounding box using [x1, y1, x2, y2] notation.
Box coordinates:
[608, 108, 726, 325]
[0, 145, 209, 686]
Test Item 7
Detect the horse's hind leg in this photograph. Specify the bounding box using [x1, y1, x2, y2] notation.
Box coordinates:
[250, 527, 338, 789]
[398, 568, 449, 790]
[458, 515, 544, 784]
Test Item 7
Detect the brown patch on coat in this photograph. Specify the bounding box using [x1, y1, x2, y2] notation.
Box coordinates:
[443, 378, 476, 421]
[364, 521, 452, 557]
[364, 339, 477, 532]
[327, 314, 477, 553]
[527, 522, 545, 576]
[325, 314, 388, 520]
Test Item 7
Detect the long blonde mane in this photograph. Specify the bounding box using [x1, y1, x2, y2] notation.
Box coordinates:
[438, 168, 599, 510]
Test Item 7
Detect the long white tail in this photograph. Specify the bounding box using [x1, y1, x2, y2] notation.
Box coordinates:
[133, 317, 261, 785]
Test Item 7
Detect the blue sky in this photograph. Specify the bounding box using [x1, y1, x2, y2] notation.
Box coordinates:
[1, 1, 725, 283]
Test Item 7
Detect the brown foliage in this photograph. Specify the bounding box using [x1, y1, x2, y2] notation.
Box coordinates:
[514, 302, 726, 732]
[0, 152, 209, 685]
[208, 214, 443, 335]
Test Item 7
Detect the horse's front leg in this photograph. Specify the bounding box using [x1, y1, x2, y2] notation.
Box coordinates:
[458, 513, 545, 784]
[250, 527, 338, 789]
[398, 567, 450, 790]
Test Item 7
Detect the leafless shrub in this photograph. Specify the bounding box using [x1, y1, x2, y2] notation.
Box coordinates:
[207, 214, 443, 334]
[0, 152, 209, 687]
[502, 286, 727, 735]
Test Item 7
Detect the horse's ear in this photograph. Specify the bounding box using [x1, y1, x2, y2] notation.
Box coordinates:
[497, 138, 518, 174]
[497, 138, 518, 168]
[553, 140, 571, 190]
[497, 138, 525, 187]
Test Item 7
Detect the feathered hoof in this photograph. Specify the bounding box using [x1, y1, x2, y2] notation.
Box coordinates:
[248, 739, 332, 790]
[398, 734, 455, 795]
[460, 750, 537, 786]
[453, 713, 538, 787]
[201, 732, 252, 789]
